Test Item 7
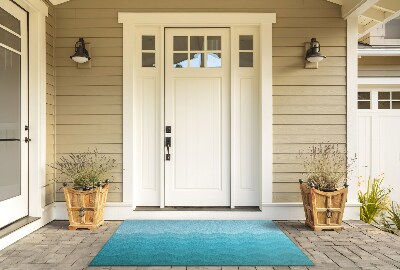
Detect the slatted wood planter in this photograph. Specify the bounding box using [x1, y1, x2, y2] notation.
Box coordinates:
[63, 184, 109, 230]
[300, 182, 348, 231]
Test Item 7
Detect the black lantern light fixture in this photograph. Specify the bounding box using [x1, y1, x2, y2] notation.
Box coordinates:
[305, 38, 326, 63]
[70, 38, 91, 64]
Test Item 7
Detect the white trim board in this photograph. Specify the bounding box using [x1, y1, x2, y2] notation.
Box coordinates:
[359, 77, 400, 85]
[119, 13, 276, 210]
[53, 202, 361, 221]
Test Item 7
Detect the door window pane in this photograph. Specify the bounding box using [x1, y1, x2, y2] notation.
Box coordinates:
[378, 92, 390, 100]
[174, 36, 188, 51]
[239, 52, 253, 67]
[0, 47, 21, 201]
[142, 35, 155, 50]
[393, 101, 400, 109]
[378, 101, 390, 109]
[358, 92, 370, 100]
[207, 36, 221, 50]
[358, 101, 370, 109]
[189, 53, 204, 68]
[0, 27, 21, 51]
[190, 36, 204, 51]
[207, 53, 221, 68]
[392, 92, 400, 100]
[0, 7, 20, 34]
[173, 53, 188, 68]
[142, 53, 155, 67]
[239, 35, 253, 50]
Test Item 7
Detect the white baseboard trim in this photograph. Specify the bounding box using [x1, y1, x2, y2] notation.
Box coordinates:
[0, 203, 54, 251]
[54, 201, 361, 220]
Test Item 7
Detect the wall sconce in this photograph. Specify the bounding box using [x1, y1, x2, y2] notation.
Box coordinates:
[70, 38, 91, 64]
[305, 38, 326, 69]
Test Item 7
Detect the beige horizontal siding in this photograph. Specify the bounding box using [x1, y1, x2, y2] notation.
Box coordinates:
[359, 56, 400, 77]
[55, 0, 346, 203]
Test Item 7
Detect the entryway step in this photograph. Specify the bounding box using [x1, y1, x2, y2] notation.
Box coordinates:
[0, 216, 40, 240]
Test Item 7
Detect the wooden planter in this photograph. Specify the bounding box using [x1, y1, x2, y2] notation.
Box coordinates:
[63, 184, 109, 230]
[299, 182, 348, 231]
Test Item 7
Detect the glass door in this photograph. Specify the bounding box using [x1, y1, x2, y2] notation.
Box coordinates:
[0, 0, 28, 229]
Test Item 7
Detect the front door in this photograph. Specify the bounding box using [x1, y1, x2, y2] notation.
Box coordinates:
[0, 0, 28, 228]
[164, 28, 231, 206]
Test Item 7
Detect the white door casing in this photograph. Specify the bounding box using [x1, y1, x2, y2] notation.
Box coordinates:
[119, 13, 275, 210]
[164, 28, 230, 206]
[0, 0, 29, 228]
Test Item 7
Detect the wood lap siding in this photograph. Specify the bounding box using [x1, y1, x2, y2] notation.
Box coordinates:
[45, 1, 56, 207]
[359, 56, 400, 77]
[55, 0, 346, 203]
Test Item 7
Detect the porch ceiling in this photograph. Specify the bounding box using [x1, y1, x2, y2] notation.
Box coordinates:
[326, 0, 400, 40]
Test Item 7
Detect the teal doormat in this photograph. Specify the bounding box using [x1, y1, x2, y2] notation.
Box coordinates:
[90, 220, 314, 266]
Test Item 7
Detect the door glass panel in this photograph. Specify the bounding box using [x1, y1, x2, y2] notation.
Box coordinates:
[207, 53, 221, 68]
[392, 101, 400, 109]
[207, 36, 221, 50]
[378, 101, 390, 109]
[358, 92, 370, 100]
[189, 53, 204, 68]
[142, 53, 155, 67]
[142, 35, 155, 50]
[0, 27, 21, 51]
[173, 53, 188, 68]
[392, 92, 400, 100]
[239, 35, 253, 50]
[173, 36, 188, 51]
[0, 46, 21, 202]
[0, 7, 20, 34]
[190, 36, 204, 51]
[378, 92, 390, 100]
[358, 101, 370, 109]
[239, 52, 253, 67]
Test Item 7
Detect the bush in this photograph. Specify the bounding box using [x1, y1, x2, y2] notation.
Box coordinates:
[382, 201, 400, 230]
[358, 176, 391, 224]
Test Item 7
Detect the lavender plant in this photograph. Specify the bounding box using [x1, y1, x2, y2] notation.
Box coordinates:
[299, 144, 356, 191]
[50, 148, 117, 189]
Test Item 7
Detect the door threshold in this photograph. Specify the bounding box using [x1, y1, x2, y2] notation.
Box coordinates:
[135, 206, 261, 212]
[0, 216, 40, 240]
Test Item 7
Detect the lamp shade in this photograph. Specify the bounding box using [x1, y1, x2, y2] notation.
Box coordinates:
[70, 38, 91, 64]
[305, 38, 326, 63]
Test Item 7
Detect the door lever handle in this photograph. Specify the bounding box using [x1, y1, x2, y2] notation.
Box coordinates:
[165, 137, 171, 161]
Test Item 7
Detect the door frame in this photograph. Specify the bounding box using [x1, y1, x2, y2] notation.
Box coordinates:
[119, 13, 276, 210]
[11, 0, 48, 218]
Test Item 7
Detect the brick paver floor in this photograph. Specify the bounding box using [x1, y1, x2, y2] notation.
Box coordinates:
[0, 220, 399, 270]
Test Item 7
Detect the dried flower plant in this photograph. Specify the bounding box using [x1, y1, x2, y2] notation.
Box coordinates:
[298, 144, 356, 191]
[50, 148, 117, 189]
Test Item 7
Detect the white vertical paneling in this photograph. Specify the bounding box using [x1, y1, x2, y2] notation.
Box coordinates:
[134, 27, 161, 206]
[232, 27, 260, 206]
[357, 116, 372, 181]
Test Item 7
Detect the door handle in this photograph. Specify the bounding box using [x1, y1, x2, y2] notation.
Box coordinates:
[24, 137, 31, 143]
[165, 137, 171, 161]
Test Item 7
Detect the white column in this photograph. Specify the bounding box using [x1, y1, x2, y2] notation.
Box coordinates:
[347, 16, 360, 205]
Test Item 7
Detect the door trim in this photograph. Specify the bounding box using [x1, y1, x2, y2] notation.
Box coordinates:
[12, 0, 49, 218]
[119, 13, 276, 210]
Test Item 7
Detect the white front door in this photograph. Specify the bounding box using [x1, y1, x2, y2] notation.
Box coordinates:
[0, 0, 29, 228]
[358, 90, 400, 201]
[164, 28, 231, 206]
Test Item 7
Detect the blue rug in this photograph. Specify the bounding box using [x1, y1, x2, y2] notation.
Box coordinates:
[90, 220, 313, 266]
